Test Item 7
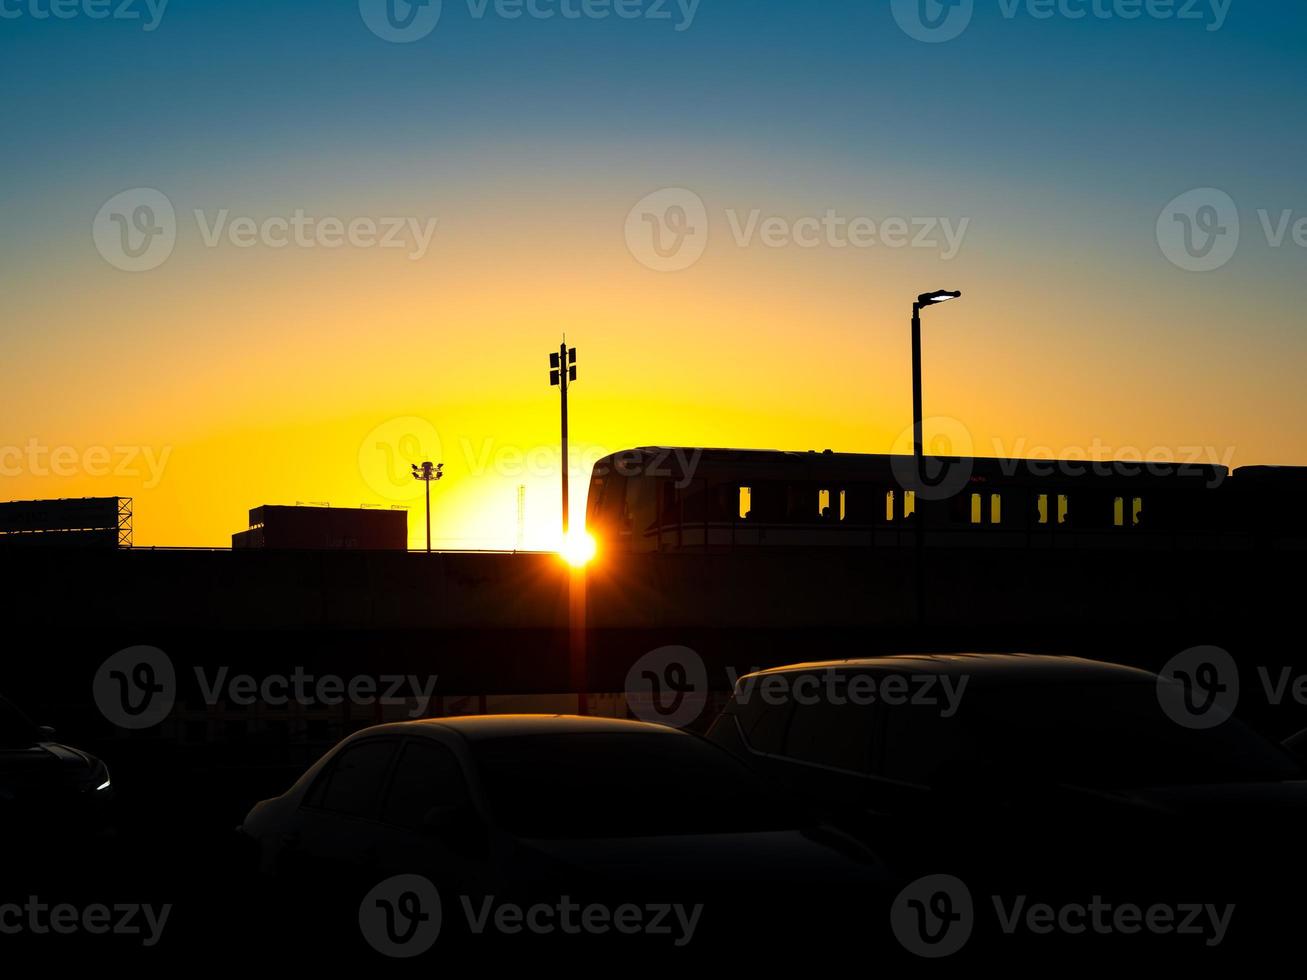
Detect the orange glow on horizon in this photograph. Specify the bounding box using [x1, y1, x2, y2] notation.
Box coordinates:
[5, 172, 1306, 549]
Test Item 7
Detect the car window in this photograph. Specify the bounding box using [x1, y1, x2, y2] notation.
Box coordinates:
[473, 733, 805, 839]
[380, 740, 470, 830]
[783, 694, 878, 774]
[964, 681, 1301, 788]
[736, 696, 792, 755]
[881, 703, 970, 785]
[307, 739, 397, 818]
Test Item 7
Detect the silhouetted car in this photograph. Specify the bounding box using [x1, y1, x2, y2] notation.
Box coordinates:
[707, 654, 1307, 894]
[240, 715, 887, 941]
[0, 693, 114, 838]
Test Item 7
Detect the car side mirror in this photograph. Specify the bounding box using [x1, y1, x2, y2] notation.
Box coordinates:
[36, 725, 56, 739]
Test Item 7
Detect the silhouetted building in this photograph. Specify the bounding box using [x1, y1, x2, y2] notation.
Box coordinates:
[232, 505, 406, 551]
[0, 497, 131, 549]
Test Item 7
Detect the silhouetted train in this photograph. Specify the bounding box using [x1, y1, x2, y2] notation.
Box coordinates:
[586, 447, 1307, 553]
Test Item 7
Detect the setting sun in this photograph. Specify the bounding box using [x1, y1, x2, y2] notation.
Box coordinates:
[559, 529, 597, 567]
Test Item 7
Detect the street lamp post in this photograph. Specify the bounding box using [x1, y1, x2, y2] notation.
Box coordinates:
[912, 290, 961, 463]
[550, 339, 578, 538]
[411, 460, 443, 554]
[910, 289, 961, 628]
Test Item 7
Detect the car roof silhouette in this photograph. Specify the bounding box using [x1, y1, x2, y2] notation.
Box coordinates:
[736, 653, 1155, 686]
[357, 714, 687, 742]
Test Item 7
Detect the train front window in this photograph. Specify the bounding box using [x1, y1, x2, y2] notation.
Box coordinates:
[587, 471, 629, 534]
[586, 475, 608, 527]
[625, 477, 659, 546]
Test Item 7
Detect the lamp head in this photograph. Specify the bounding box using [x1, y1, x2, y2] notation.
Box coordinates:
[917, 289, 962, 307]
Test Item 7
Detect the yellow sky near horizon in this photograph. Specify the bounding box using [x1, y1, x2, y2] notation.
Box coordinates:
[5, 176, 1305, 549]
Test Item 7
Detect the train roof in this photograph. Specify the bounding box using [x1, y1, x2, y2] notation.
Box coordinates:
[1228, 465, 1307, 484]
[594, 447, 1229, 485]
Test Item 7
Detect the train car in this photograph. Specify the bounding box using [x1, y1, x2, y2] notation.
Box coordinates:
[1220, 465, 1307, 551]
[584, 447, 1260, 554]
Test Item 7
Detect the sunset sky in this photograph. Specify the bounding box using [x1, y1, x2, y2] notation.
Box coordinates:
[3, 1, 1306, 549]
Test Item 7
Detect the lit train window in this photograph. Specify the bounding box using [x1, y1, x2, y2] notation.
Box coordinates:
[1058, 495, 1070, 524]
[1036, 494, 1049, 525]
[972, 493, 1000, 524]
[739, 486, 752, 520]
[883, 490, 915, 522]
[815, 489, 846, 521]
[1113, 497, 1146, 528]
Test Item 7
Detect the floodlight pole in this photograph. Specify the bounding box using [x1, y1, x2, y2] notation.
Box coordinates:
[550, 339, 578, 539]
[561, 342, 570, 536]
[411, 461, 443, 554]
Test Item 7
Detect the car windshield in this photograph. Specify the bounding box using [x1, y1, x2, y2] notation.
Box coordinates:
[955, 681, 1301, 788]
[0, 696, 38, 749]
[472, 732, 806, 839]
